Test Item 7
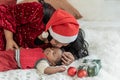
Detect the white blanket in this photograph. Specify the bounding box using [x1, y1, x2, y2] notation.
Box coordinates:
[0, 21, 120, 80]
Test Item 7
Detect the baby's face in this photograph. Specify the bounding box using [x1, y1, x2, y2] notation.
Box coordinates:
[44, 48, 62, 65]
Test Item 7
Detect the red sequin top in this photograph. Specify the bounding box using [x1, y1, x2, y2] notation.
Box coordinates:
[0, 2, 50, 50]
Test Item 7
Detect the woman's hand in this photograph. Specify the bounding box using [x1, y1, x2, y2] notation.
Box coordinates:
[4, 29, 19, 50]
[6, 39, 19, 50]
[61, 52, 75, 65]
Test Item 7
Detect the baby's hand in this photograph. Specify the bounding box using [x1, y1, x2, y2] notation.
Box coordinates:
[57, 65, 66, 72]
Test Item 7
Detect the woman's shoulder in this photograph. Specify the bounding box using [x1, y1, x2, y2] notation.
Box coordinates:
[16, 2, 42, 8]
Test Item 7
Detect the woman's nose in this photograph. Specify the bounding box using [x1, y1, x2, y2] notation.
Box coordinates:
[55, 44, 63, 48]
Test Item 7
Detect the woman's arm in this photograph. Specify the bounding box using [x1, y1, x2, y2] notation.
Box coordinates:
[4, 29, 18, 50]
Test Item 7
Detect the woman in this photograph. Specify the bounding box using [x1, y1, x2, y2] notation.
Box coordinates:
[0, 1, 88, 65]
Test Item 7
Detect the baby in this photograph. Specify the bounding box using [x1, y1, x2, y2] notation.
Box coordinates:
[0, 47, 66, 74]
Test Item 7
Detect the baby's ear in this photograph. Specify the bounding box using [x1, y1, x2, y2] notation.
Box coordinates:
[50, 62, 56, 66]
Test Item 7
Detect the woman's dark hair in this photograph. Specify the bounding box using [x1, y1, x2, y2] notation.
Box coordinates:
[39, 0, 88, 59]
[62, 29, 89, 59]
[39, 0, 55, 24]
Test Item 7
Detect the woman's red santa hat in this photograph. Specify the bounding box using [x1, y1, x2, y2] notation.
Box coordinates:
[45, 9, 79, 43]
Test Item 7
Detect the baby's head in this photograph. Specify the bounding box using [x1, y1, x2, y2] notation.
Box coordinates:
[44, 47, 63, 66]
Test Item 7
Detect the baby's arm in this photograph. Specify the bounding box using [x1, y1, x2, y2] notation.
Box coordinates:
[35, 60, 66, 75]
[44, 65, 66, 74]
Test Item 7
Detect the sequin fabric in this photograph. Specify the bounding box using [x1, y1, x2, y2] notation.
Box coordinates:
[0, 2, 49, 50]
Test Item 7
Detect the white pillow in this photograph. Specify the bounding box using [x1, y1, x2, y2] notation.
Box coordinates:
[68, 0, 104, 21]
[17, 0, 38, 3]
[17, 0, 104, 21]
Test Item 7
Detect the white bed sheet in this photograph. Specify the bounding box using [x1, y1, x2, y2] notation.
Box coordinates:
[0, 21, 120, 80]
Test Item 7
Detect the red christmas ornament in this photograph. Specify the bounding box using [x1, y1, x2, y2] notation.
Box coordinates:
[77, 69, 87, 78]
[67, 67, 77, 77]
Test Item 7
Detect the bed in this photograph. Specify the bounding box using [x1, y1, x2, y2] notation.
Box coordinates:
[0, 0, 120, 80]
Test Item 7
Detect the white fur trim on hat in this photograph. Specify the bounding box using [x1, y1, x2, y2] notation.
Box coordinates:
[49, 27, 78, 43]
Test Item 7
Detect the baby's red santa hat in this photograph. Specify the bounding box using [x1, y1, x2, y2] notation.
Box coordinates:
[45, 9, 79, 43]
